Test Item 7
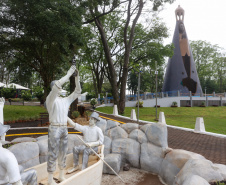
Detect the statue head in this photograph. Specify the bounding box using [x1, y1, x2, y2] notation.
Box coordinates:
[89, 112, 100, 127]
[50, 81, 66, 97]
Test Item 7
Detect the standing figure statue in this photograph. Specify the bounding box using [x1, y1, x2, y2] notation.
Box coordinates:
[67, 112, 104, 173]
[46, 65, 81, 185]
[0, 124, 37, 185]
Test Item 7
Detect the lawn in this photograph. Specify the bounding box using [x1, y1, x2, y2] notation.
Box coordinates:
[3, 105, 47, 122]
[96, 106, 226, 135]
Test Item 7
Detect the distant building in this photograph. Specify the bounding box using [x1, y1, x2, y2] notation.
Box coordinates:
[162, 5, 203, 96]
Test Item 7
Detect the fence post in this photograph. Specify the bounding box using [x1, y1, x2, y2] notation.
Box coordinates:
[189, 91, 192, 107]
[213, 92, 215, 97]
[206, 96, 208, 107]
[220, 96, 222, 106]
[177, 90, 180, 97]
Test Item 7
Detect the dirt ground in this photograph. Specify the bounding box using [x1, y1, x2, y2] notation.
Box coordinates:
[101, 168, 164, 185]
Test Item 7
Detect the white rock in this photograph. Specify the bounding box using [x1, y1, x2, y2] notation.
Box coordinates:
[103, 153, 121, 175]
[106, 127, 128, 140]
[129, 129, 147, 144]
[103, 136, 112, 156]
[160, 149, 205, 185]
[106, 120, 120, 131]
[140, 123, 168, 148]
[112, 138, 140, 168]
[9, 142, 40, 169]
[121, 123, 139, 134]
[11, 137, 37, 143]
[174, 159, 223, 185]
[96, 117, 107, 133]
[37, 138, 48, 163]
[36, 135, 48, 141]
[213, 163, 226, 180]
[140, 142, 164, 174]
[182, 175, 210, 185]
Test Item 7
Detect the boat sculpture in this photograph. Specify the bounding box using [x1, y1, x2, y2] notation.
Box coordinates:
[26, 145, 104, 185]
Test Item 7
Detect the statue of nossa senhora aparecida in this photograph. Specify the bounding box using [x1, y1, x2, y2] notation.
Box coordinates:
[45, 65, 81, 185]
[0, 124, 38, 185]
[67, 112, 104, 174]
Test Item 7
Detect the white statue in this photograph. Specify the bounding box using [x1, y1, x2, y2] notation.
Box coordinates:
[67, 112, 104, 174]
[0, 124, 37, 185]
[46, 65, 81, 185]
[0, 97, 5, 141]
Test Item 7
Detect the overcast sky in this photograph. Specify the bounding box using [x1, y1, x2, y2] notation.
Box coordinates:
[159, 0, 226, 50]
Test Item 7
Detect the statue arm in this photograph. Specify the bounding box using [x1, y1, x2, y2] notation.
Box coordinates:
[67, 117, 84, 132]
[67, 70, 82, 102]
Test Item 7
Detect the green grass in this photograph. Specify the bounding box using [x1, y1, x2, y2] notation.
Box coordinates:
[96, 106, 226, 135]
[3, 105, 47, 122]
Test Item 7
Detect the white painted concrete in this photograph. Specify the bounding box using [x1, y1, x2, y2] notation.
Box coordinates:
[130, 109, 137, 120]
[194, 117, 205, 133]
[113, 105, 118, 116]
[159, 112, 166, 124]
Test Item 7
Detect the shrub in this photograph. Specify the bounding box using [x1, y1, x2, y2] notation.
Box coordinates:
[33, 86, 44, 102]
[136, 100, 143, 107]
[0, 87, 16, 99]
[71, 111, 80, 119]
[90, 98, 97, 106]
[201, 101, 205, 106]
[172, 101, 178, 106]
[21, 90, 32, 101]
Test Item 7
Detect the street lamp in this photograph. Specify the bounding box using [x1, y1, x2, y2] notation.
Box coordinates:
[205, 87, 206, 97]
[137, 71, 141, 123]
[155, 61, 158, 121]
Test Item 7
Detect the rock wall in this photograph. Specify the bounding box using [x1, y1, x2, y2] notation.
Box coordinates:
[5, 117, 226, 185]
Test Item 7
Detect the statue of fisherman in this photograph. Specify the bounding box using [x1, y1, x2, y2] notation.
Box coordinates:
[45, 65, 81, 185]
[67, 112, 104, 173]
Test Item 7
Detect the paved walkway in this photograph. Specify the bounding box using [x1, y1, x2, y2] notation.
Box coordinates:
[98, 112, 226, 165]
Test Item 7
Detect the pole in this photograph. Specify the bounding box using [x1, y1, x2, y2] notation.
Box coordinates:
[76, 136, 125, 183]
[137, 71, 140, 123]
[155, 61, 158, 121]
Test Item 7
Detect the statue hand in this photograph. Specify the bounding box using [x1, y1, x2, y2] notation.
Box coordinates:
[67, 65, 76, 76]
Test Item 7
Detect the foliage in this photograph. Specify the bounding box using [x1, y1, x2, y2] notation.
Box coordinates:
[0, 87, 16, 99]
[32, 86, 44, 102]
[136, 100, 143, 108]
[21, 90, 32, 101]
[96, 106, 226, 135]
[201, 101, 206, 106]
[190, 40, 226, 93]
[71, 111, 80, 119]
[172, 101, 177, 106]
[90, 98, 97, 106]
[0, 0, 85, 98]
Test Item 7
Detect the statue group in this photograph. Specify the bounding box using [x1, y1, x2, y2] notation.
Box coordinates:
[0, 65, 104, 185]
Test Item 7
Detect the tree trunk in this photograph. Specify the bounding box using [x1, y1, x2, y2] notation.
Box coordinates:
[94, 18, 119, 106]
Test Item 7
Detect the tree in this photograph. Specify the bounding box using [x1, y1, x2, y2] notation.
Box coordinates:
[81, 0, 174, 113]
[190, 40, 226, 93]
[0, 0, 84, 98]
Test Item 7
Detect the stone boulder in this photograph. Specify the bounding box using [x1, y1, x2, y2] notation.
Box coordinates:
[11, 137, 37, 143]
[112, 138, 140, 168]
[160, 149, 205, 185]
[129, 129, 147, 144]
[213, 164, 226, 180]
[174, 159, 224, 185]
[36, 135, 48, 141]
[106, 127, 128, 140]
[67, 134, 84, 154]
[96, 117, 107, 133]
[9, 142, 40, 169]
[106, 120, 120, 131]
[140, 142, 164, 174]
[182, 175, 210, 185]
[103, 136, 112, 156]
[140, 123, 168, 148]
[121, 123, 139, 134]
[103, 153, 121, 175]
[37, 138, 48, 163]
